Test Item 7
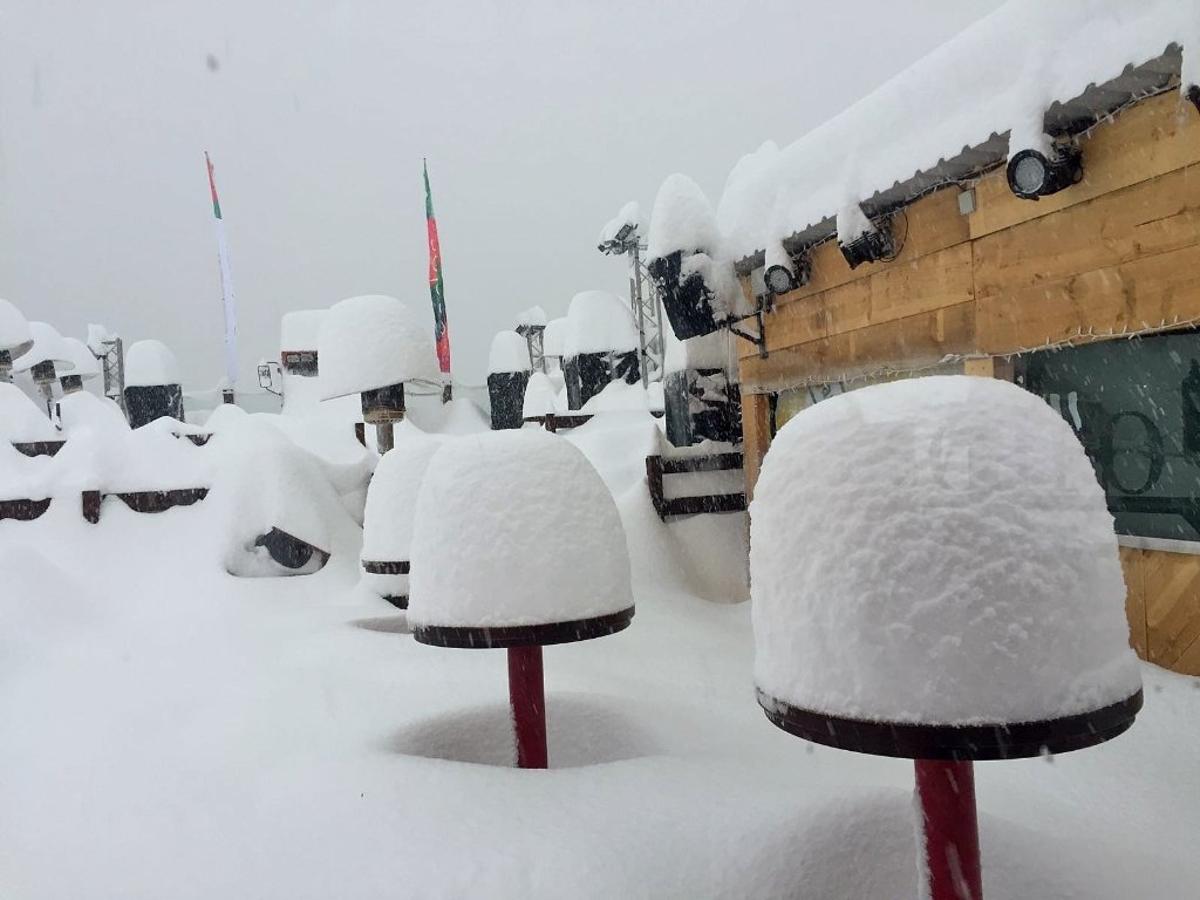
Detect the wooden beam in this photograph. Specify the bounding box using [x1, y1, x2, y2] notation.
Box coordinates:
[740, 301, 977, 394]
[1144, 548, 1200, 673]
[969, 91, 1200, 240]
[740, 392, 772, 500]
[1118, 546, 1149, 660]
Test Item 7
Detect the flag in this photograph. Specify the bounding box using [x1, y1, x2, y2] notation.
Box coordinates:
[423, 159, 452, 391]
[205, 151, 239, 392]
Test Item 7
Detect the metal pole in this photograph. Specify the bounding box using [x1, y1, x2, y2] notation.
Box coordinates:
[630, 243, 649, 387]
[375, 422, 395, 454]
[915, 759, 982, 900]
[507, 645, 547, 768]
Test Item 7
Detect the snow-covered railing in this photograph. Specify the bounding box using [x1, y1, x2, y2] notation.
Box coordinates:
[81, 487, 209, 524]
[644, 452, 746, 520]
[0, 497, 51, 522]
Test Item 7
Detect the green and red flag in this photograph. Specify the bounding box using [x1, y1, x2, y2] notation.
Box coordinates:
[423, 159, 452, 391]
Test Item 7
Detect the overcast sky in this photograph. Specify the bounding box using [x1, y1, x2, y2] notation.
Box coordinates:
[1, 0, 1001, 389]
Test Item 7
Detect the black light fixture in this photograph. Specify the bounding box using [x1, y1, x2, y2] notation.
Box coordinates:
[1188, 85, 1200, 116]
[764, 252, 812, 296]
[1006, 146, 1083, 200]
[839, 223, 896, 270]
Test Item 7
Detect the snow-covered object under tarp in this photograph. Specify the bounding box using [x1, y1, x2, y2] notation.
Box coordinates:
[0, 299, 33, 358]
[318, 295, 439, 401]
[522, 371, 560, 419]
[13, 322, 75, 374]
[123, 339, 179, 388]
[0, 383, 58, 443]
[59, 338, 101, 382]
[716, 0, 1200, 262]
[408, 429, 633, 629]
[360, 434, 443, 601]
[750, 375, 1142, 725]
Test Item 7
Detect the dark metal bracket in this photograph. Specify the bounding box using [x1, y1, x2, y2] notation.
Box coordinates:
[727, 300, 770, 359]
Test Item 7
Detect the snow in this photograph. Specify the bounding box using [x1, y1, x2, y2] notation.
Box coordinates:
[13, 321, 75, 372]
[715, 0, 1200, 262]
[0, 298, 33, 355]
[408, 429, 633, 629]
[750, 375, 1142, 725]
[318, 295, 440, 400]
[85, 323, 115, 356]
[598, 200, 640, 245]
[580, 379, 650, 414]
[59, 337, 101, 380]
[515, 305, 547, 328]
[1, 396, 1198, 898]
[543, 316, 568, 358]
[487, 330, 532, 374]
[645, 380, 664, 413]
[646, 174, 720, 260]
[280, 309, 327, 351]
[522, 371, 560, 419]
[664, 326, 737, 376]
[562, 290, 638, 357]
[0, 382, 58, 443]
[123, 339, 180, 387]
[56, 391, 128, 436]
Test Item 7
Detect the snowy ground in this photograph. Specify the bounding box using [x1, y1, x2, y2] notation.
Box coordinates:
[3, 412, 1198, 899]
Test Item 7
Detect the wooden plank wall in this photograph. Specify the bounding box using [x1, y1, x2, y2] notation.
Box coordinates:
[738, 91, 1200, 674]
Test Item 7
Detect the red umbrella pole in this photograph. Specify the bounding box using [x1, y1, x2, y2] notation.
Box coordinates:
[507, 645, 548, 769]
[915, 759, 982, 900]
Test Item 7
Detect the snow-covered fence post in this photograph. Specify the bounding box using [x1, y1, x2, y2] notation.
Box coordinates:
[749, 376, 1143, 900]
[486, 331, 532, 430]
[407, 429, 634, 769]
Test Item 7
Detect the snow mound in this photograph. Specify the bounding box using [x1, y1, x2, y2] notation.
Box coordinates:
[124, 339, 180, 387]
[487, 330, 531, 375]
[318, 295, 439, 400]
[0, 298, 33, 355]
[0, 383, 58, 443]
[647, 173, 720, 261]
[362, 434, 442, 563]
[750, 375, 1141, 725]
[563, 291, 638, 357]
[581, 379, 649, 413]
[543, 316, 568, 359]
[522, 371, 560, 419]
[408, 429, 633, 628]
[14, 322, 75, 373]
[60, 338, 101, 379]
[56, 391, 129, 436]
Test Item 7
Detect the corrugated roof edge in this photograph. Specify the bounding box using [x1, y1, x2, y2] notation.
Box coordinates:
[733, 43, 1183, 276]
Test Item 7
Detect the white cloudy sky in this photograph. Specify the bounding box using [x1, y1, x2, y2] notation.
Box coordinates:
[1, 0, 1001, 388]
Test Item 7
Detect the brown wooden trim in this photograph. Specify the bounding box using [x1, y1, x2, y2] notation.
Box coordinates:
[645, 454, 747, 521]
[758, 688, 1142, 761]
[414, 607, 634, 649]
[0, 497, 51, 521]
[362, 559, 410, 575]
[12, 440, 66, 458]
[115, 488, 209, 513]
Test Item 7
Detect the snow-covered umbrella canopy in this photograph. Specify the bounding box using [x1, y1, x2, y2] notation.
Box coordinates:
[124, 339, 180, 388]
[751, 375, 1142, 732]
[0, 299, 33, 358]
[562, 291, 638, 358]
[60, 338, 102, 381]
[318, 295, 440, 401]
[13, 322, 76, 374]
[522, 371, 559, 419]
[408, 429, 633, 633]
[488, 330, 532, 375]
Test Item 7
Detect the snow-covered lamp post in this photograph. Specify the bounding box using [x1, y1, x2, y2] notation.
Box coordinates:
[360, 433, 442, 609]
[58, 338, 102, 395]
[487, 330, 532, 430]
[123, 340, 183, 428]
[0, 300, 33, 383]
[317, 295, 439, 455]
[13, 322, 76, 416]
[750, 376, 1142, 900]
[408, 429, 634, 768]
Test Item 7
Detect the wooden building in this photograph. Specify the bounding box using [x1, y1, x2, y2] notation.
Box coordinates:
[729, 47, 1200, 674]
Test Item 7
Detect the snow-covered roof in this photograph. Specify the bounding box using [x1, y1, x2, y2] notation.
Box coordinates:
[0, 299, 33, 357]
[280, 310, 326, 351]
[543, 317, 568, 358]
[487, 330, 532, 375]
[407, 429, 633, 629]
[750, 376, 1141, 725]
[13, 322, 75, 373]
[124, 339, 180, 387]
[60, 338, 101, 380]
[515, 305, 548, 328]
[563, 291, 638, 357]
[522, 371, 560, 418]
[710, 0, 1198, 268]
[318, 295, 440, 400]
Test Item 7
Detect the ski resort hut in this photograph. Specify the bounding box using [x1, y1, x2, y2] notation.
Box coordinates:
[279, 310, 324, 377]
[561, 291, 640, 410]
[487, 330, 532, 430]
[0, 300, 33, 382]
[680, 2, 1200, 674]
[58, 338, 101, 394]
[123, 340, 183, 428]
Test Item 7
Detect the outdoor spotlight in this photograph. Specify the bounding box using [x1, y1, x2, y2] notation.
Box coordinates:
[1189, 85, 1200, 115]
[1006, 146, 1083, 200]
[614, 222, 636, 243]
[30, 360, 57, 386]
[764, 253, 812, 296]
[839, 225, 895, 270]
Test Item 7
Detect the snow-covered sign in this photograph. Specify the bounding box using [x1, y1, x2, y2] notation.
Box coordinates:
[318, 295, 440, 401]
[750, 375, 1141, 725]
[124, 339, 180, 388]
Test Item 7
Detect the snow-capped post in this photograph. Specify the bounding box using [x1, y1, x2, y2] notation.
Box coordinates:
[360, 434, 442, 610]
[561, 291, 640, 410]
[123, 340, 183, 428]
[58, 338, 101, 396]
[13, 322, 77, 418]
[408, 429, 634, 769]
[514, 306, 548, 373]
[0, 300, 33, 383]
[317, 295, 440, 455]
[486, 331, 532, 430]
[750, 376, 1143, 900]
